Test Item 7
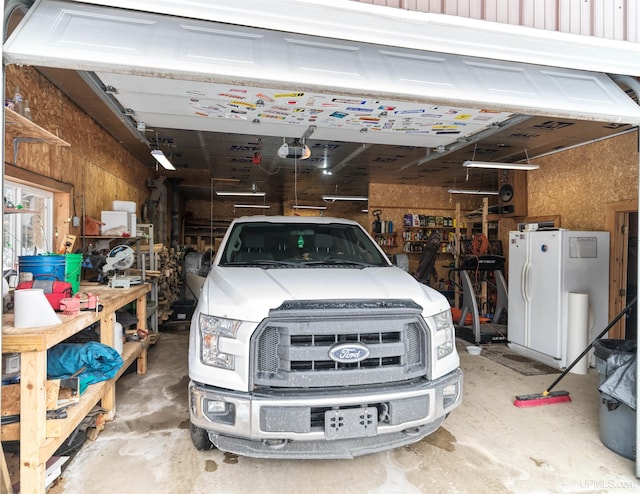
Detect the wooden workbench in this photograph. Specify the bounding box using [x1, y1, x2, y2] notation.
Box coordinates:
[1, 283, 151, 493]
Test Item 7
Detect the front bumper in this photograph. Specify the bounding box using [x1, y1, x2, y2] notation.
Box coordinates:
[189, 368, 462, 459]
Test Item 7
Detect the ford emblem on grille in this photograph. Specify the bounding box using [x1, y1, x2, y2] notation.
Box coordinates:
[328, 343, 370, 363]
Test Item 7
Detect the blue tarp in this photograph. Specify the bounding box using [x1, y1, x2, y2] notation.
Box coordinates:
[47, 341, 124, 394]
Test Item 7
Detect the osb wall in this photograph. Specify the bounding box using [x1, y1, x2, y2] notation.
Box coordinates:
[528, 131, 639, 229]
[183, 196, 369, 252]
[4, 65, 154, 240]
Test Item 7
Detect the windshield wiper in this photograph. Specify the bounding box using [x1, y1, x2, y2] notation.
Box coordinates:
[224, 260, 300, 267]
[302, 259, 376, 268]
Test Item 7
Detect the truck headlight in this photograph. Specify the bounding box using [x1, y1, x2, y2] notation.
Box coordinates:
[427, 309, 455, 359]
[199, 313, 241, 369]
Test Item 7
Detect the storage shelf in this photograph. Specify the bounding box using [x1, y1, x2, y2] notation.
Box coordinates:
[3, 207, 35, 214]
[4, 108, 70, 147]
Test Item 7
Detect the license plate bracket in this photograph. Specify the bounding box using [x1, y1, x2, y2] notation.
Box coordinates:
[325, 407, 378, 440]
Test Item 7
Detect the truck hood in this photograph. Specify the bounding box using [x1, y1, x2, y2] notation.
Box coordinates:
[198, 266, 450, 321]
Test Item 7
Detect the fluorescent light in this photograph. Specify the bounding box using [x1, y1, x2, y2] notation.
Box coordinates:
[463, 160, 539, 170]
[293, 205, 327, 210]
[322, 195, 369, 202]
[216, 191, 266, 197]
[151, 149, 176, 170]
[448, 189, 499, 195]
[233, 204, 270, 209]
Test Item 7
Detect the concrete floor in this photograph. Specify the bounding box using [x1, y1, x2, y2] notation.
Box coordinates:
[55, 328, 638, 494]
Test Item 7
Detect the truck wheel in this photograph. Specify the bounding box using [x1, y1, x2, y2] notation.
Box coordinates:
[190, 421, 215, 451]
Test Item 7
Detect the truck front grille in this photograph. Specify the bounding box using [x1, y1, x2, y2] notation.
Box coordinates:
[251, 299, 429, 388]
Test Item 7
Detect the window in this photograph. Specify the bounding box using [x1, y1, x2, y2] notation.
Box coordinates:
[3, 180, 54, 273]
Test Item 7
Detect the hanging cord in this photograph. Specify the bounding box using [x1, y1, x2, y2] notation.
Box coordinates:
[471, 233, 489, 256]
[470, 233, 490, 285]
[294, 151, 299, 207]
[210, 177, 213, 246]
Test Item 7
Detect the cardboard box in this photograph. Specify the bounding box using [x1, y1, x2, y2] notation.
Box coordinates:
[101, 211, 129, 235]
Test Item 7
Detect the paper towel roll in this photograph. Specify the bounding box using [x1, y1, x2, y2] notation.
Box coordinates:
[567, 292, 589, 375]
[13, 289, 61, 328]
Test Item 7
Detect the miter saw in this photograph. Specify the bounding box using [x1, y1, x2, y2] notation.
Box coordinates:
[102, 245, 140, 288]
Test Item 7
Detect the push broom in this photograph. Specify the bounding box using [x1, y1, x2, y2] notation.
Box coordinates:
[513, 296, 637, 408]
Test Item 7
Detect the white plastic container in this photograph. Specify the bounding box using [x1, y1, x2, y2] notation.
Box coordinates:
[112, 200, 136, 213]
[467, 345, 482, 356]
[101, 211, 129, 235]
[114, 322, 124, 355]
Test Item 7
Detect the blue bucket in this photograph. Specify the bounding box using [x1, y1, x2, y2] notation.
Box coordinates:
[18, 254, 66, 282]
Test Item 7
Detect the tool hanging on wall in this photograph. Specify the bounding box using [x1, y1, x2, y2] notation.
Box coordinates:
[371, 209, 382, 234]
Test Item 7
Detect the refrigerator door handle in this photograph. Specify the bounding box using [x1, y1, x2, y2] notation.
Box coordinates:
[522, 263, 531, 302]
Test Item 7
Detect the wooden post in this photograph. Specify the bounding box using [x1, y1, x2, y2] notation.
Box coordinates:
[454, 203, 461, 309]
[1, 442, 12, 494]
[136, 294, 148, 374]
[481, 198, 489, 312]
[100, 310, 117, 417]
[20, 350, 48, 493]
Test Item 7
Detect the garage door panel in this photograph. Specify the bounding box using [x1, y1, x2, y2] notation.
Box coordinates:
[465, 61, 538, 97]
[543, 71, 627, 106]
[5, 0, 640, 125]
[178, 25, 265, 67]
[380, 51, 454, 88]
[286, 39, 365, 79]
[46, 5, 155, 56]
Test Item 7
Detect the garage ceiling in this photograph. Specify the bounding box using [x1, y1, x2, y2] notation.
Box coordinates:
[4, 0, 640, 205]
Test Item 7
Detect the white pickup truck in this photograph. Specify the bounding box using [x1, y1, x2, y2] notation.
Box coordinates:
[188, 215, 462, 459]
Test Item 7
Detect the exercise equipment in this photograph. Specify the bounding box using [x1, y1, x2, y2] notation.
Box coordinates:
[449, 255, 508, 344]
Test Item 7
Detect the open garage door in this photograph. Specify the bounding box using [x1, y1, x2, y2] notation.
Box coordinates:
[4, 0, 640, 144]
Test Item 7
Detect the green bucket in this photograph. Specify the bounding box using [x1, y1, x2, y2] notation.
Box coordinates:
[65, 253, 83, 294]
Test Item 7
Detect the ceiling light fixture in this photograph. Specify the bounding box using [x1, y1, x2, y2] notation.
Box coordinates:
[293, 205, 328, 210]
[151, 149, 176, 170]
[233, 204, 270, 209]
[322, 195, 369, 202]
[447, 188, 499, 195]
[216, 191, 266, 197]
[463, 160, 539, 170]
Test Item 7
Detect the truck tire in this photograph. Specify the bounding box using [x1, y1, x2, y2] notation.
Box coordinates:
[190, 421, 215, 451]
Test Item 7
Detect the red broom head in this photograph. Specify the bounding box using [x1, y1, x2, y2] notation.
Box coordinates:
[514, 392, 572, 408]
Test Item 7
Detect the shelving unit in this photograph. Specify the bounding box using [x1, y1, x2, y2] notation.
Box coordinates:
[4, 108, 69, 146]
[372, 232, 398, 256]
[181, 217, 230, 251]
[4, 108, 69, 165]
[1, 284, 150, 493]
[136, 224, 159, 335]
[3, 208, 35, 214]
[402, 225, 456, 256]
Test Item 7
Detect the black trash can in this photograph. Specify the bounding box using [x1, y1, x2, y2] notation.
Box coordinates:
[593, 339, 636, 460]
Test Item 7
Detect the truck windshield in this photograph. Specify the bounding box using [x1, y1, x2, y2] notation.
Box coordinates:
[219, 221, 390, 268]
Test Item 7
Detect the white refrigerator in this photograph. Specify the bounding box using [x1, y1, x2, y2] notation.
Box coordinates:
[508, 230, 609, 369]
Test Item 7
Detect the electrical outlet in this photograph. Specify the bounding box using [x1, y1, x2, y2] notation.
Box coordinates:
[72, 216, 80, 227]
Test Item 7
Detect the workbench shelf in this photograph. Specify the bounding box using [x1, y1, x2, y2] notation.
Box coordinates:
[1, 284, 151, 493]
